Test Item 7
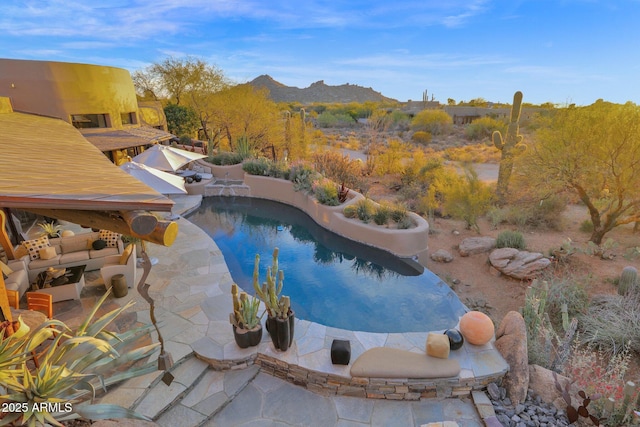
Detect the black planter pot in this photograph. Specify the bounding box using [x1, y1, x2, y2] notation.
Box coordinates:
[232, 324, 263, 349]
[265, 311, 295, 351]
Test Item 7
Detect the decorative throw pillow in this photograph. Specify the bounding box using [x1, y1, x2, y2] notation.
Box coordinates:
[23, 236, 50, 260]
[99, 230, 121, 248]
[119, 244, 134, 265]
[92, 239, 107, 250]
[14, 245, 29, 259]
[39, 246, 58, 260]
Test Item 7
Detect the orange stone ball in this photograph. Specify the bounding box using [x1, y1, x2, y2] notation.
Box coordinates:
[459, 311, 495, 345]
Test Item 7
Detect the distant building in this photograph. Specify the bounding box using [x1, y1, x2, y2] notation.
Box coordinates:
[0, 58, 174, 164]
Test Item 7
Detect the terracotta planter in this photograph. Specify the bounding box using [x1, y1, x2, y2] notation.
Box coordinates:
[265, 311, 295, 351]
[232, 324, 263, 349]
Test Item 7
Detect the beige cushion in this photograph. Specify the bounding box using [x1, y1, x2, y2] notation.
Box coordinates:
[426, 332, 450, 359]
[0, 260, 14, 276]
[61, 238, 89, 254]
[119, 244, 134, 265]
[14, 245, 29, 259]
[89, 247, 119, 259]
[350, 347, 460, 379]
[99, 230, 121, 248]
[39, 247, 58, 260]
[23, 236, 50, 260]
[59, 251, 89, 263]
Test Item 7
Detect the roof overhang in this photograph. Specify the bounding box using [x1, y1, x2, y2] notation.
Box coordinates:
[82, 127, 175, 152]
[0, 110, 178, 246]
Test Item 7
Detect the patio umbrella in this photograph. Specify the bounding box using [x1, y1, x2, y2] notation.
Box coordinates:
[132, 144, 207, 172]
[120, 161, 187, 194]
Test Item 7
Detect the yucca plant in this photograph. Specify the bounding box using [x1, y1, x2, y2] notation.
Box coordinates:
[0, 290, 160, 426]
[37, 221, 62, 238]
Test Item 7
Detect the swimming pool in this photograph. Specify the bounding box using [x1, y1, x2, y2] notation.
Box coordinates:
[187, 197, 467, 333]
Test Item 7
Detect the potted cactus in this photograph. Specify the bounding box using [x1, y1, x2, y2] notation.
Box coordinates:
[253, 247, 295, 351]
[229, 283, 264, 348]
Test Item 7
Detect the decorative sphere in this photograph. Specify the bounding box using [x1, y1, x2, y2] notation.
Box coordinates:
[443, 329, 464, 350]
[459, 311, 494, 345]
[61, 230, 75, 237]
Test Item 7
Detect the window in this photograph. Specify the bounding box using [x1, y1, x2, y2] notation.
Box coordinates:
[121, 112, 137, 125]
[71, 114, 109, 129]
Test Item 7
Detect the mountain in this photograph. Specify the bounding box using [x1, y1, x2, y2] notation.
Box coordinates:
[248, 75, 397, 104]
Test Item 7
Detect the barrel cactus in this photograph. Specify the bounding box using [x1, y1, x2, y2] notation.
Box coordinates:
[618, 266, 638, 296]
[489, 91, 526, 202]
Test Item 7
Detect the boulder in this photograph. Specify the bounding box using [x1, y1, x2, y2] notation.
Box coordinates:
[458, 237, 496, 256]
[489, 248, 551, 279]
[494, 311, 529, 404]
[430, 249, 453, 263]
[528, 364, 579, 411]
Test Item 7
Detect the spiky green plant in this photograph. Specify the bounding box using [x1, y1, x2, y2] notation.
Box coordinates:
[0, 290, 159, 427]
[229, 283, 263, 330]
[252, 248, 290, 319]
[489, 90, 526, 202]
[618, 266, 638, 296]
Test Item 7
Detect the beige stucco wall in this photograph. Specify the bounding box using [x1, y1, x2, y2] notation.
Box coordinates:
[243, 174, 429, 260]
[0, 59, 138, 129]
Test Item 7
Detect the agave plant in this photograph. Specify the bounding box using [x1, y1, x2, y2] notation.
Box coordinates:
[0, 290, 160, 427]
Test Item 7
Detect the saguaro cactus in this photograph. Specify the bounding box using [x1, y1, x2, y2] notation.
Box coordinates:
[490, 91, 526, 202]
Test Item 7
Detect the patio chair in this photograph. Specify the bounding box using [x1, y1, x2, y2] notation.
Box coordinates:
[26, 292, 53, 319]
[100, 243, 137, 290]
[6, 289, 19, 309]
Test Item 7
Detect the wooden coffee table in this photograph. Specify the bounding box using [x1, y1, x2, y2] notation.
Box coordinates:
[34, 265, 86, 302]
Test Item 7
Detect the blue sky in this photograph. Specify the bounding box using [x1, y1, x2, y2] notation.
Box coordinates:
[1, 0, 638, 105]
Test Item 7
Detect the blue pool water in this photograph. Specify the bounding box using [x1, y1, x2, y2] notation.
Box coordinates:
[187, 197, 467, 333]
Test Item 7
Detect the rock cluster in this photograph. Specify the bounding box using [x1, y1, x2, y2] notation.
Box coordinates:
[487, 383, 571, 427]
[489, 248, 551, 279]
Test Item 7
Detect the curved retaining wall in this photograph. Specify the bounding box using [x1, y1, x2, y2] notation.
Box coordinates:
[242, 173, 429, 260]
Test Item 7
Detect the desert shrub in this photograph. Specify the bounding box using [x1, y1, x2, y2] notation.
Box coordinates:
[208, 151, 244, 165]
[464, 116, 506, 141]
[487, 206, 508, 229]
[579, 219, 594, 233]
[316, 111, 355, 128]
[242, 158, 271, 175]
[410, 109, 453, 136]
[522, 280, 558, 368]
[579, 292, 640, 356]
[312, 151, 362, 188]
[268, 161, 290, 179]
[289, 162, 319, 193]
[373, 203, 391, 225]
[396, 216, 415, 229]
[442, 167, 493, 232]
[541, 270, 591, 330]
[411, 130, 432, 145]
[354, 198, 376, 223]
[496, 230, 526, 249]
[343, 204, 357, 219]
[389, 202, 408, 223]
[313, 178, 339, 206]
[179, 134, 192, 145]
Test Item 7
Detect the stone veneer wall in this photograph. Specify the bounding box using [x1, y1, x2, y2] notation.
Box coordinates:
[199, 352, 504, 401]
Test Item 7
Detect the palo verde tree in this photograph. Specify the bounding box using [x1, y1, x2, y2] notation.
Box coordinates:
[132, 57, 229, 141]
[521, 100, 640, 244]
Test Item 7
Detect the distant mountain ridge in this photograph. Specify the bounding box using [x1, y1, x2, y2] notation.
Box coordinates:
[248, 75, 397, 104]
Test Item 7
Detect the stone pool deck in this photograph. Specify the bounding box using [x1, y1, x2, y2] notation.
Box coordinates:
[81, 194, 507, 426]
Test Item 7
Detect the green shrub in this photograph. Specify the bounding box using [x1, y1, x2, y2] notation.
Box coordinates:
[179, 134, 192, 145]
[373, 204, 391, 225]
[396, 216, 414, 229]
[464, 116, 506, 141]
[313, 178, 339, 206]
[268, 161, 290, 179]
[242, 158, 271, 175]
[496, 230, 526, 249]
[289, 163, 318, 193]
[343, 204, 357, 218]
[208, 151, 245, 165]
[355, 199, 375, 223]
[579, 219, 593, 233]
[542, 271, 591, 330]
[389, 203, 408, 223]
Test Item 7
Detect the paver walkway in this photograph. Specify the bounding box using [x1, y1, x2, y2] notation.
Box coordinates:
[53, 195, 502, 426]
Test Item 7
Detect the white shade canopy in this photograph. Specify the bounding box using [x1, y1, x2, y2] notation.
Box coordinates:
[120, 161, 187, 195]
[132, 144, 207, 172]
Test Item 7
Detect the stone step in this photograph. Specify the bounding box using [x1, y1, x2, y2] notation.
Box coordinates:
[155, 365, 261, 427]
[129, 354, 211, 421]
